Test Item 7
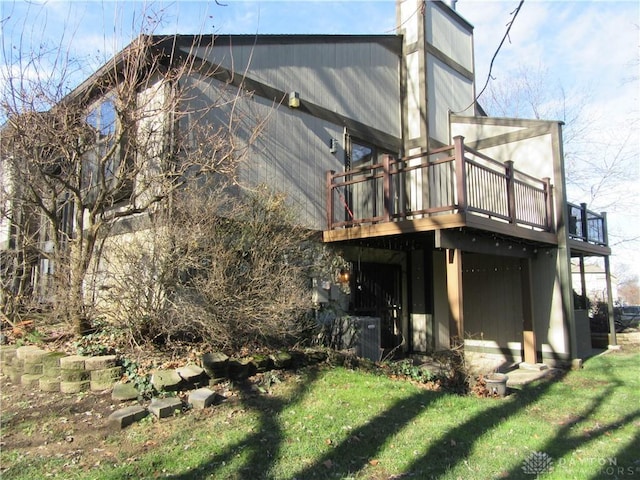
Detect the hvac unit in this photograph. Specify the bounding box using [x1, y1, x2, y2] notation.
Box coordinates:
[330, 316, 381, 362]
[355, 316, 382, 362]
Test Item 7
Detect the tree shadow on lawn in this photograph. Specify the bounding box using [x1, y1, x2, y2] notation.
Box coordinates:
[165, 367, 323, 480]
[400, 354, 640, 480]
[124, 352, 637, 480]
[165, 366, 445, 480]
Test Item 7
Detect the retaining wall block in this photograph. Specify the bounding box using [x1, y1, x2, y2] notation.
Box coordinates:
[61, 368, 90, 382]
[188, 388, 219, 409]
[85, 355, 118, 371]
[90, 366, 123, 391]
[21, 373, 43, 388]
[41, 352, 67, 368]
[149, 397, 183, 419]
[151, 369, 183, 391]
[176, 364, 205, 383]
[60, 380, 91, 394]
[112, 382, 140, 401]
[16, 346, 45, 362]
[39, 377, 61, 392]
[60, 355, 88, 370]
[201, 352, 229, 382]
[108, 405, 148, 429]
[0, 346, 17, 364]
[23, 363, 44, 375]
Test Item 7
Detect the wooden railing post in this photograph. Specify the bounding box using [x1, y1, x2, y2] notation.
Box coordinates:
[504, 160, 516, 224]
[580, 202, 588, 242]
[601, 211, 608, 246]
[326, 170, 335, 230]
[543, 177, 552, 231]
[383, 155, 392, 222]
[453, 136, 467, 213]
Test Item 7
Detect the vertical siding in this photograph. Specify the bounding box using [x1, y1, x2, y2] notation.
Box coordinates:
[213, 89, 344, 231]
[426, 55, 474, 144]
[425, 2, 474, 72]
[199, 40, 401, 137]
[463, 254, 523, 346]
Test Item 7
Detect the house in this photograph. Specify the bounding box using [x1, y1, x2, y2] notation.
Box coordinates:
[0, 0, 614, 368]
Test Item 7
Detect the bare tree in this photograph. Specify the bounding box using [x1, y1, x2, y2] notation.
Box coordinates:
[481, 64, 639, 266]
[1, 19, 267, 334]
[100, 179, 323, 351]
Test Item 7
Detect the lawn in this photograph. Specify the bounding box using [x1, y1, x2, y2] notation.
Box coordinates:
[1, 348, 639, 479]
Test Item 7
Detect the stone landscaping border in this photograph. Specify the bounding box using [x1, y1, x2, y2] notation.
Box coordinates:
[0, 345, 329, 429]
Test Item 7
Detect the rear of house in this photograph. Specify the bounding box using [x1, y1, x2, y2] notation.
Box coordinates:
[1, 0, 614, 369]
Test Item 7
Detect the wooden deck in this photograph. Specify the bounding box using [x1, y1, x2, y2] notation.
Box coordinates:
[324, 137, 608, 255]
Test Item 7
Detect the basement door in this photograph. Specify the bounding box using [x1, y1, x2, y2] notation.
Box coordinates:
[351, 262, 403, 351]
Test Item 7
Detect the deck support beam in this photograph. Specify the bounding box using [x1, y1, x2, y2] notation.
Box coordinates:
[520, 258, 537, 364]
[446, 248, 464, 347]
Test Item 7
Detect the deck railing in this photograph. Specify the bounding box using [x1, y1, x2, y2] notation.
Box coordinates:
[326, 135, 554, 233]
[568, 202, 608, 246]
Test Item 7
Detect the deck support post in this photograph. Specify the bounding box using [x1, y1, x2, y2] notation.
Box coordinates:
[446, 248, 464, 348]
[520, 258, 537, 364]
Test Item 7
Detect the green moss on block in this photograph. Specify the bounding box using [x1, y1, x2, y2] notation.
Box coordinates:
[60, 380, 90, 394]
[41, 352, 67, 367]
[39, 377, 61, 392]
[21, 373, 43, 387]
[61, 368, 90, 382]
[23, 363, 43, 375]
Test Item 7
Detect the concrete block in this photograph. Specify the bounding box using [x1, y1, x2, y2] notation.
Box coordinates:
[21, 373, 43, 387]
[8, 368, 22, 383]
[85, 355, 118, 371]
[60, 380, 90, 394]
[61, 368, 90, 382]
[176, 364, 205, 383]
[41, 352, 67, 367]
[16, 346, 45, 362]
[10, 357, 24, 368]
[89, 366, 122, 390]
[0, 346, 17, 363]
[149, 397, 183, 418]
[108, 405, 148, 429]
[91, 366, 123, 382]
[112, 382, 140, 401]
[228, 357, 255, 380]
[188, 388, 219, 410]
[201, 352, 229, 381]
[39, 377, 61, 392]
[270, 351, 292, 369]
[43, 365, 61, 377]
[519, 362, 549, 371]
[23, 363, 43, 375]
[60, 355, 88, 370]
[151, 369, 183, 391]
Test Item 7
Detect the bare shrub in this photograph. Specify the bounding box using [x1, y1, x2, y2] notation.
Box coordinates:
[100, 179, 319, 351]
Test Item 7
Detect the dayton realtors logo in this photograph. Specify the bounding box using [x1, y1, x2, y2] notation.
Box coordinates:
[522, 451, 554, 477]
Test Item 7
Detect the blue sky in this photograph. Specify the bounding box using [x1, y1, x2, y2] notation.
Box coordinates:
[1, 0, 639, 281]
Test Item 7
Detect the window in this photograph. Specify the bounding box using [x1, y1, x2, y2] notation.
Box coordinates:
[83, 95, 133, 205]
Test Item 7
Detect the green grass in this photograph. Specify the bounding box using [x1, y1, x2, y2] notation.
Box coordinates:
[2, 349, 639, 479]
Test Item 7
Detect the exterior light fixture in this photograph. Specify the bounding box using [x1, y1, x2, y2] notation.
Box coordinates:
[288, 91, 300, 108]
[337, 268, 350, 284]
